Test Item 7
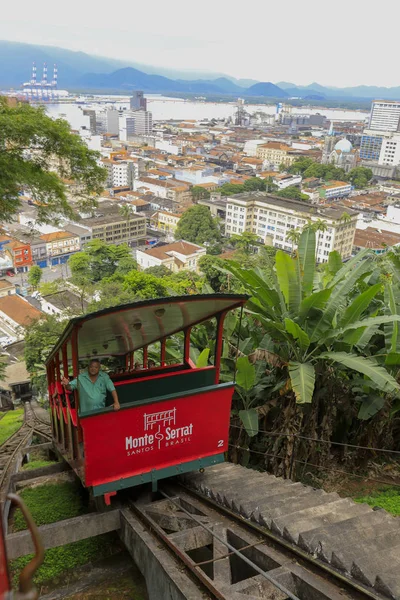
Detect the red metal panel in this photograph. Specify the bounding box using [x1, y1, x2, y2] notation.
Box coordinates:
[113, 365, 215, 387]
[0, 507, 10, 596]
[80, 386, 234, 488]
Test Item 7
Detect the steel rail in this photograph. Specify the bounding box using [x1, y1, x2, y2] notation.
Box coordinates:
[130, 490, 302, 600]
[0, 403, 52, 492]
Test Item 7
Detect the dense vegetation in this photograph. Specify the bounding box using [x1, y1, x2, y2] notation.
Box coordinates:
[288, 157, 373, 189]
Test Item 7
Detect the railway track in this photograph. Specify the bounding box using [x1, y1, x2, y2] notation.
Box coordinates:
[130, 482, 377, 600]
[0, 402, 52, 504]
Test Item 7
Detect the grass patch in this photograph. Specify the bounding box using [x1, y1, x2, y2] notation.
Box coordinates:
[10, 481, 121, 589]
[0, 409, 24, 445]
[22, 459, 53, 471]
[11, 533, 120, 588]
[354, 487, 400, 516]
[12, 481, 88, 531]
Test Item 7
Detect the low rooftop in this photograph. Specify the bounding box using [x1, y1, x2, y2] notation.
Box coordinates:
[227, 192, 359, 220]
[140, 240, 204, 261]
[0, 295, 42, 327]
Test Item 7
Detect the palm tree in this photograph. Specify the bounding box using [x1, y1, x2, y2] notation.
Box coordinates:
[286, 228, 301, 256]
[311, 218, 328, 258]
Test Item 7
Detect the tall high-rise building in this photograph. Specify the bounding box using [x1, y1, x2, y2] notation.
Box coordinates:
[130, 91, 147, 111]
[359, 100, 400, 177]
[368, 101, 400, 133]
[119, 110, 153, 140]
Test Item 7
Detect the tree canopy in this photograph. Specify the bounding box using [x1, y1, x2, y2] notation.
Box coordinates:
[68, 240, 137, 283]
[27, 265, 42, 289]
[276, 186, 309, 201]
[0, 98, 106, 223]
[191, 186, 210, 201]
[174, 205, 221, 246]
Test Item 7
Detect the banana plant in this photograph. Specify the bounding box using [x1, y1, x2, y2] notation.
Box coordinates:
[223, 227, 400, 406]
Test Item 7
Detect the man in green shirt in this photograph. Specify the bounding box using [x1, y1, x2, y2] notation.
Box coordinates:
[61, 359, 120, 414]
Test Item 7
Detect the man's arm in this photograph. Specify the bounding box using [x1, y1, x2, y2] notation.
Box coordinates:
[111, 389, 120, 411]
[105, 373, 120, 411]
[61, 376, 77, 391]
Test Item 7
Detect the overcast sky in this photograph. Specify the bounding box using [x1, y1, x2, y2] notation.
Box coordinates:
[1, 0, 400, 87]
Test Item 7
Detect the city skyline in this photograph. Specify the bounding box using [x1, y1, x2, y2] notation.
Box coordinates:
[2, 0, 400, 88]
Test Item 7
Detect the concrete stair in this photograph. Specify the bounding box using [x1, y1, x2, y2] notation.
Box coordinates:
[183, 463, 400, 599]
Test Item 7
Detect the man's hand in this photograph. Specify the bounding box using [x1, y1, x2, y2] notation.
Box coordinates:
[113, 401, 121, 411]
[61, 376, 69, 387]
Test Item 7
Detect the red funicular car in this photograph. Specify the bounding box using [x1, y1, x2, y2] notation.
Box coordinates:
[46, 294, 247, 506]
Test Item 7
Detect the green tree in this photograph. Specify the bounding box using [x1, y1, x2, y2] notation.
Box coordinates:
[191, 186, 210, 201]
[230, 232, 259, 254]
[175, 205, 221, 246]
[242, 178, 266, 192]
[276, 186, 309, 201]
[119, 204, 134, 227]
[114, 255, 138, 276]
[347, 167, 373, 189]
[286, 228, 301, 254]
[144, 265, 172, 278]
[24, 315, 67, 392]
[27, 265, 42, 290]
[288, 158, 315, 175]
[264, 177, 278, 193]
[68, 240, 135, 282]
[88, 278, 134, 311]
[198, 255, 229, 292]
[218, 183, 245, 196]
[123, 271, 169, 299]
[0, 98, 106, 223]
[164, 271, 202, 295]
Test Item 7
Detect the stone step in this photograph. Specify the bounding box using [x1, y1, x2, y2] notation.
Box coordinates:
[203, 473, 266, 502]
[260, 491, 340, 528]
[331, 529, 400, 573]
[351, 546, 400, 588]
[237, 484, 313, 519]
[298, 509, 393, 555]
[275, 499, 371, 544]
[375, 573, 400, 600]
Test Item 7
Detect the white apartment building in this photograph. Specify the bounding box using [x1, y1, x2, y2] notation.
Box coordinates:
[225, 192, 358, 262]
[369, 101, 400, 133]
[103, 160, 137, 188]
[136, 241, 206, 273]
[111, 161, 137, 188]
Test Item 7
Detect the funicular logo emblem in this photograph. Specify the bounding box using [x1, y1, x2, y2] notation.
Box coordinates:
[144, 408, 176, 449]
[125, 406, 194, 454]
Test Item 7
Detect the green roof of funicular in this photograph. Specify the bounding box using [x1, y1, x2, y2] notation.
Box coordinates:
[46, 294, 248, 363]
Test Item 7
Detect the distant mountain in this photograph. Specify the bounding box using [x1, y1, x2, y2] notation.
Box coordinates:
[284, 86, 326, 99]
[245, 82, 289, 98]
[79, 68, 238, 94]
[0, 40, 131, 87]
[275, 81, 296, 90]
[1, 40, 400, 101]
